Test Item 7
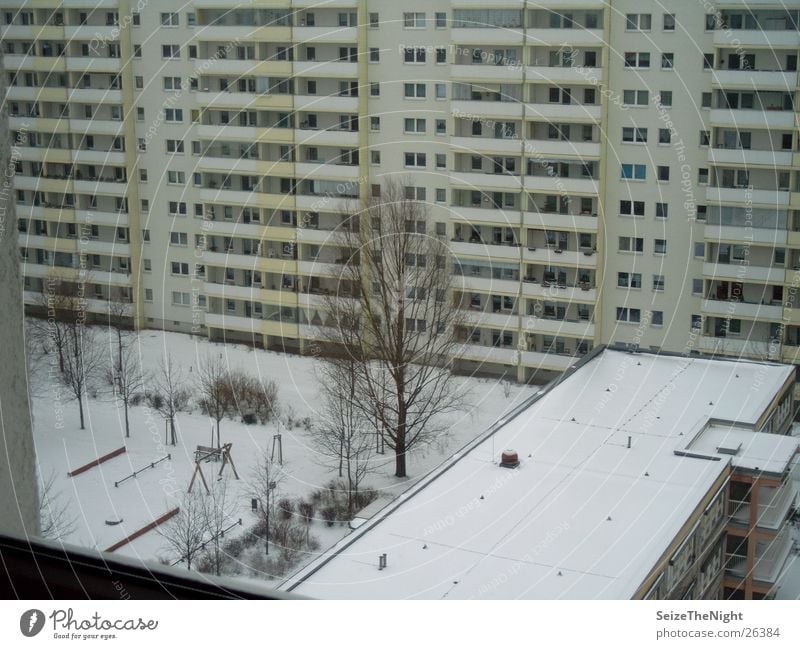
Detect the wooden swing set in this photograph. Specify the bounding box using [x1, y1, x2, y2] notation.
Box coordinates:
[188, 442, 239, 494]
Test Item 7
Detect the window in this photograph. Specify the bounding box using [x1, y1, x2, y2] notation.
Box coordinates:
[703, 53, 714, 69]
[369, 48, 379, 63]
[404, 83, 426, 98]
[436, 12, 447, 28]
[435, 83, 446, 99]
[691, 314, 702, 330]
[618, 272, 642, 288]
[436, 48, 446, 64]
[696, 205, 707, 221]
[141, 229, 150, 242]
[705, 14, 717, 31]
[658, 91, 672, 107]
[404, 12, 426, 29]
[172, 291, 191, 306]
[162, 44, 180, 59]
[436, 188, 446, 203]
[661, 52, 674, 69]
[651, 311, 664, 326]
[435, 120, 446, 135]
[654, 239, 667, 254]
[170, 233, 188, 248]
[621, 164, 646, 180]
[622, 127, 647, 143]
[652, 275, 665, 291]
[370, 151, 381, 165]
[701, 92, 712, 108]
[163, 76, 181, 91]
[626, 14, 652, 31]
[404, 186, 426, 201]
[624, 52, 650, 68]
[700, 130, 710, 146]
[160, 12, 179, 26]
[655, 203, 668, 219]
[404, 118, 426, 133]
[144, 288, 153, 302]
[623, 89, 648, 106]
[187, 12, 196, 27]
[657, 166, 670, 182]
[616, 307, 641, 323]
[170, 261, 189, 275]
[404, 47, 426, 63]
[369, 13, 379, 28]
[404, 152, 426, 168]
[167, 170, 185, 184]
[663, 14, 675, 31]
[370, 116, 380, 131]
[436, 154, 446, 169]
[164, 108, 183, 122]
[692, 279, 703, 295]
[168, 201, 187, 216]
[620, 200, 645, 217]
[370, 82, 380, 97]
[132, 12, 140, 26]
[619, 236, 644, 253]
[698, 168, 709, 184]
[694, 242, 704, 258]
[658, 128, 671, 144]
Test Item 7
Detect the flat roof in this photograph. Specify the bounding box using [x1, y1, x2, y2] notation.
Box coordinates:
[285, 350, 794, 599]
[686, 425, 799, 475]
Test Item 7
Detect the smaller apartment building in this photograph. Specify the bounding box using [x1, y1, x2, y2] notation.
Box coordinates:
[284, 348, 798, 599]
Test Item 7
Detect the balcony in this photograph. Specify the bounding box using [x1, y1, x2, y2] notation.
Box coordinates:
[702, 261, 785, 283]
[194, 59, 291, 77]
[714, 29, 800, 48]
[704, 224, 788, 245]
[712, 69, 796, 91]
[728, 482, 797, 530]
[293, 60, 358, 78]
[708, 148, 794, 168]
[293, 26, 357, 43]
[702, 298, 783, 321]
[706, 186, 790, 206]
[524, 317, 594, 339]
[697, 335, 777, 359]
[709, 108, 795, 129]
[526, 28, 604, 46]
[65, 56, 121, 74]
[195, 89, 293, 110]
[726, 525, 794, 584]
[294, 94, 358, 112]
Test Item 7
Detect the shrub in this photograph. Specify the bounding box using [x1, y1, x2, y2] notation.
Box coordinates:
[321, 506, 336, 527]
[277, 498, 294, 520]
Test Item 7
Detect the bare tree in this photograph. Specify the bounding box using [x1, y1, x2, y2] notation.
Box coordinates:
[61, 318, 105, 431]
[200, 477, 234, 576]
[160, 491, 207, 571]
[38, 471, 77, 541]
[322, 180, 465, 477]
[312, 358, 376, 516]
[105, 332, 147, 438]
[298, 501, 314, 544]
[225, 370, 279, 424]
[248, 448, 285, 555]
[197, 354, 232, 448]
[147, 353, 190, 445]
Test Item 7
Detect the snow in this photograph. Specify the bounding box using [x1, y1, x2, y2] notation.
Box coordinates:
[31, 327, 537, 576]
[685, 425, 799, 475]
[285, 350, 795, 599]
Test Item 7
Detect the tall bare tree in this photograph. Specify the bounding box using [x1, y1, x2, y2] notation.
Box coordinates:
[312, 358, 375, 516]
[61, 317, 105, 431]
[105, 332, 146, 438]
[322, 180, 464, 477]
[160, 490, 207, 571]
[147, 353, 189, 445]
[196, 354, 232, 448]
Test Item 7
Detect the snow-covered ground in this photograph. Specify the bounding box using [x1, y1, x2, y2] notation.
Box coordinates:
[31, 327, 536, 579]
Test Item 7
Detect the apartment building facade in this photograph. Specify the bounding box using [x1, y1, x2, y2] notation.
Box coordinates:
[3, 0, 800, 384]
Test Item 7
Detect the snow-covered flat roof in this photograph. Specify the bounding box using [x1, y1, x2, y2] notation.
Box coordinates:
[285, 350, 794, 599]
[685, 425, 799, 475]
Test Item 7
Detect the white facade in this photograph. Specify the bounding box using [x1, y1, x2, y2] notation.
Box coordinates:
[3, 0, 799, 381]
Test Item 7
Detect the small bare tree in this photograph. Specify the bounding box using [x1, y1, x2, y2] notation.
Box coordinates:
[312, 358, 376, 517]
[248, 448, 285, 555]
[38, 471, 77, 541]
[200, 477, 234, 576]
[105, 333, 147, 438]
[148, 353, 190, 446]
[197, 354, 232, 448]
[322, 180, 465, 477]
[160, 491, 207, 571]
